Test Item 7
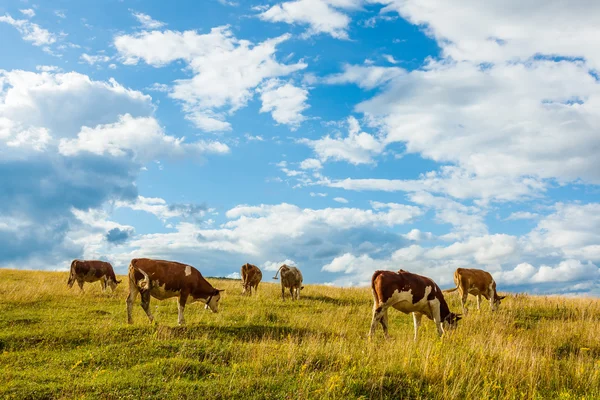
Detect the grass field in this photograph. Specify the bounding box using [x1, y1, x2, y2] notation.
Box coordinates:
[1, 269, 599, 399]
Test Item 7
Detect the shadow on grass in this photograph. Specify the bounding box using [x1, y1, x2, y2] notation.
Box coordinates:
[300, 294, 367, 307]
[155, 323, 315, 341]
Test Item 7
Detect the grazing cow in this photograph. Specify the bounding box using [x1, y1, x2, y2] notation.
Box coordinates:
[272, 264, 303, 300]
[241, 263, 262, 296]
[126, 258, 224, 325]
[67, 260, 121, 292]
[444, 268, 505, 314]
[369, 270, 461, 340]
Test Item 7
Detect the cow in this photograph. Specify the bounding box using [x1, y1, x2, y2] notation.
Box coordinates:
[272, 264, 303, 300]
[126, 258, 224, 325]
[444, 268, 505, 314]
[241, 263, 262, 296]
[67, 259, 121, 292]
[369, 269, 461, 340]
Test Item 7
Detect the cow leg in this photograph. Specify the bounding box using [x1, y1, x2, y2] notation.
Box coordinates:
[430, 301, 444, 337]
[412, 312, 423, 341]
[296, 286, 301, 300]
[101, 277, 107, 292]
[77, 279, 85, 292]
[369, 305, 383, 338]
[281, 284, 285, 300]
[459, 289, 468, 315]
[177, 293, 188, 325]
[289, 287, 294, 300]
[126, 289, 138, 324]
[477, 294, 482, 310]
[379, 308, 390, 338]
[140, 291, 154, 323]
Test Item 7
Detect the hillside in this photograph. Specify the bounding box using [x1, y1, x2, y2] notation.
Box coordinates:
[1, 269, 599, 399]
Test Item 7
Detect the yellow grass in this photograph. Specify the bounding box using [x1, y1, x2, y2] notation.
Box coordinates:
[0, 268, 599, 399]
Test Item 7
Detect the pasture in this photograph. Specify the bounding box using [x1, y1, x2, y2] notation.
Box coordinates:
[1, 269, 599, 399]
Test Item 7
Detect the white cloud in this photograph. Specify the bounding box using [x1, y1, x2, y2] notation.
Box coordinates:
[382, 54, 398, 64]
[131, 11, 165, 30]
[372, 0, 600, 69]
[244, 133, 264, 142]
[58, 113, 229, 160]
[55, 11, 66, 19]
[403, 228, 433, 241]
[226, 272, 241, 279]
[310, 192, 327, 197]
[300, 116, 385, 165]
[505, 211, 539, 221]
[115, 26, 306, 131]
[0, 69, 153, 144]
[352, 43, 600, 188]
[333, 197, 348, 204]
[259, 79, 308, 127]
[300, 158, 322, 170]
[0, 14, 56, 46]
[35, 65, 61, 72]
[80, 53, 111, 65]
[115, 196, 208, 222]
[20, 9, 35, 18]
[258, 0, 362, 39]
[263, 259, 297, 272]
[525, 203, 600, 262]
[324, 63, 404, 89]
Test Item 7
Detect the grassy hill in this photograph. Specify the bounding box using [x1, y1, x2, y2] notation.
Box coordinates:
[1, 269, 599, 399]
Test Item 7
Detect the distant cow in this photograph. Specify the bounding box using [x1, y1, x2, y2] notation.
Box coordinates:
[126, 258, 224, 325]
[67, 260, 121, 292]
[241, 263, 262, 296]
[444, 268, 505, 314]
[272, 264, 303, 300]
[370, 270, 461, 340]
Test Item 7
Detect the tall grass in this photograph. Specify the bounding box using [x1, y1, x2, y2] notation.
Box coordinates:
[1, 269, 599, 399]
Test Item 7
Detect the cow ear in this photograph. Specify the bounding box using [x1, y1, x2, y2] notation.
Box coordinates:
[116, 280, 122, 284]
[217, 289, 225, 293]
[499, 295, 506, 300]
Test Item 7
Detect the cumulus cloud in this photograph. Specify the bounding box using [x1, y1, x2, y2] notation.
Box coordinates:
[59, 114, 229, 160]
[258, 79, 309, 127]
[115, 196, 208, 222]
[324, 63, 404, 89]
[114, 26, 306, 131]
[80, 53, 111, 65]
[371, 0, 600, 68]
[20, 9, 35, 18]
[0, 14, 56, 46]
[300, 116, 385, 165]
[258, 0, 362, 39]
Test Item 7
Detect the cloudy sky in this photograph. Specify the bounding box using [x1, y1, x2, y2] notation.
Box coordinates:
[1, 0, 599, 295]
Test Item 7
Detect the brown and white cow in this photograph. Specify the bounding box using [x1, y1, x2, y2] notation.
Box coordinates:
[67, 259, 121, 292]
[444, 268, 505, 314]
[126, 258, 224, 325]
[272, 264, 303, 300]
[241, 263, 262, 296]
[369, 269, 461, 340]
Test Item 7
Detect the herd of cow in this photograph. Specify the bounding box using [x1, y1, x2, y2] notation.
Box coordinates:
[67, 258, 505, 340]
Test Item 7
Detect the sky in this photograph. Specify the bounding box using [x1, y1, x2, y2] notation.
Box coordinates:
[1, 0, 599, 296]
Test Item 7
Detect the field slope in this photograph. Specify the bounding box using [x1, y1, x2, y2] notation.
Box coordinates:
[1, 269, 599, 399]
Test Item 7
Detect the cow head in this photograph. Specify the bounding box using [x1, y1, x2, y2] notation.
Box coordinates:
[492, 294, 506, 311]
[204, 289, 225, 313]
[107, 278, 122, 291]
[443, 312, 462, 330]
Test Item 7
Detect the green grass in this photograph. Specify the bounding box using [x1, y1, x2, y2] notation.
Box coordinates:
[1, 269, 599, 399]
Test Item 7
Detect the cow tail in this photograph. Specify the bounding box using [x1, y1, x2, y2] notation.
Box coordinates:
[67, 260, 77, 285]
[371, 270, 384, 309]
[129, 260, 151, 291]
[443, 287, 458, 293]
[273, 265, 283, 280]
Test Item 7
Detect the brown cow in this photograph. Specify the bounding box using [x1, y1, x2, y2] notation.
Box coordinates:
[67, 259, 121, 292]
[444, 268, 505, 314]
[241, 263, 262, 296]
[272, 264, 303, 300]
[126, 258, 224, 325]
[369, 270, 461, 340]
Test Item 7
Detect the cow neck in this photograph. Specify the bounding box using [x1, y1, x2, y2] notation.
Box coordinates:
[191, 275, 216, 300]
[438, 294, 452, 320]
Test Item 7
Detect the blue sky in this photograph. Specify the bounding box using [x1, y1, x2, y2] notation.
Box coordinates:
[1, 0, 600, 295]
